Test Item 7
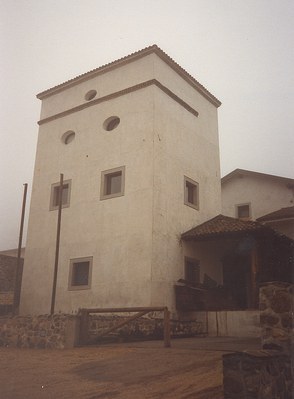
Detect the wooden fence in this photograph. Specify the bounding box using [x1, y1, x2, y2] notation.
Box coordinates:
[79, 306, 171, 347]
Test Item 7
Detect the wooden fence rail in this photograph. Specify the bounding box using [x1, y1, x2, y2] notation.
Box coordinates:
[79, 306, 171, 348]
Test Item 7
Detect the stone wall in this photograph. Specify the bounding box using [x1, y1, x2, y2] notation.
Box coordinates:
[223, 350, 292, 399]
[259, 281, 293, 353]
[0, 314, 79, 349]
[223, 281, 293, 398]
[0, 312, 205, 349]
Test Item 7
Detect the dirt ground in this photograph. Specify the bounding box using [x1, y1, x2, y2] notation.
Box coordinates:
[0, 337, 260, 399]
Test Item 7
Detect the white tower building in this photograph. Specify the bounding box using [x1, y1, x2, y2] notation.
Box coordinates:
[20, 45, 221, 315]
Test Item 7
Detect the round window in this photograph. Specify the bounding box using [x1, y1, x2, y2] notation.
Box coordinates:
[103, 116, 120, 131]
[62, 130, 75, 145]
[85, 90, 97, 101]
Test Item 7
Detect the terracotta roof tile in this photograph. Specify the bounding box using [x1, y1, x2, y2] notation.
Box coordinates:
[257, 206, 294, 222]
[181, 214, 267, 241]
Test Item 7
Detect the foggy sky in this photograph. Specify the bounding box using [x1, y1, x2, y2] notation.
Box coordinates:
[0, 0, 293, 250]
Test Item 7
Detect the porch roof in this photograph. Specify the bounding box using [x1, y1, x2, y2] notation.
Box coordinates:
[257, 206, 294, 222]
[181, 214, 275, 241]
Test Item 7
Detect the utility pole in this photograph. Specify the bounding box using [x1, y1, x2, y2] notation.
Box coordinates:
[50, 173, 64, 315]
[13, 183, 28, 315]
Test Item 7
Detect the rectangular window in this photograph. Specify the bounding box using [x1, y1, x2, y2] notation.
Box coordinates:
[49, 180, 71, 211]
[106, 171, 122, 195]
[236, 203, 251, 219]
[68, 257, 92, 290]
[185, 257, 200, 284]
[100, 166, 125, 200]
[184, 176, 199, 210]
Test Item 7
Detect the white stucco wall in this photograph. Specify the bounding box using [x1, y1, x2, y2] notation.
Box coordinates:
[222, 174, 294, 220]
[39, 54, 156, 120]
[150, 83, 221, 308]
[182, 238, 239, 288]
[20, 52, 221, 315]
[21, 86, 155, 314]
[207, 310, 260, 337]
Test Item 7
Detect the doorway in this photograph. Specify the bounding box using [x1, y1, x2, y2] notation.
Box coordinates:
[222, 254, 251, 309]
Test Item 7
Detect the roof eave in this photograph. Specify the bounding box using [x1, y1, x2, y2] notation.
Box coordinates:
[221, 168, 294, 184]
[258, 216, 294, 223]
[181, 229, 264, 242]
[36, 45, 221, 108]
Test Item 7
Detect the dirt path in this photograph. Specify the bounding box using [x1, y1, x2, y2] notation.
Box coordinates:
[0, 341, 226, 399]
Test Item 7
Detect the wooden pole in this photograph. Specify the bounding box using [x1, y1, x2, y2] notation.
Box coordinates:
[13, 183, 28, 314]
[50, 173, 63, 315]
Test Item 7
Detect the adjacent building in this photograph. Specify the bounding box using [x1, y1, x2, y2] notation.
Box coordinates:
[174, 169, 293, 315]
[221, 169, 294, 222]
[257, 206, 294, 239]
[0, 248, 24, 315]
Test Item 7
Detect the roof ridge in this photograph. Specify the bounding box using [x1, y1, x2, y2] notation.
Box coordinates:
[36, 44, 157, 99]
[222, 168, 294, 183]
[36, 44, 221, 107]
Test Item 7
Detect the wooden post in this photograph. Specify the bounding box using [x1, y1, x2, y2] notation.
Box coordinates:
[50, 173, 63, 315]
[13, 183, 28, 314]
[163, 307, 171, 347]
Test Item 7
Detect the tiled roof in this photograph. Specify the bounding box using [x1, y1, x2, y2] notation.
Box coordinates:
[37, 45, 221, 107]
[0, 248, 25, 258]
[221, 169, 294, 185]
[257, 206, 294, 222]
[181, 214, 268, 241]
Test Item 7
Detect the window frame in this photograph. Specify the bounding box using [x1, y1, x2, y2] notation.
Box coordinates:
[100, 166, 125, 200]
[236, 203, 251, 220]
[61, 130, 75, 145]
[184, 176, 199, 210]
[103, 116, 120, 131]
[68, 256, 93, 291]
[49, 179, 72, 211]
[184, 257, 200, 285]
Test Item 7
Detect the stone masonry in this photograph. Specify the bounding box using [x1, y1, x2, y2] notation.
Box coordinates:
[223, 281, 293, 398]
[0, 312, 205, 349]
[259, 281, 293, 353]
[223, 350, 292, 399]
[0, 314, 78, 349]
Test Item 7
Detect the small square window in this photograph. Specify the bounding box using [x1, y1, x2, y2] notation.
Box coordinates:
[100, 166, 125, 200]
[184, 176, 199, 210]
[236, 203, 251, 219]
[49, 180, 71, 211]
[185, 257, 200, 284]
[68, 257, 92, 290]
